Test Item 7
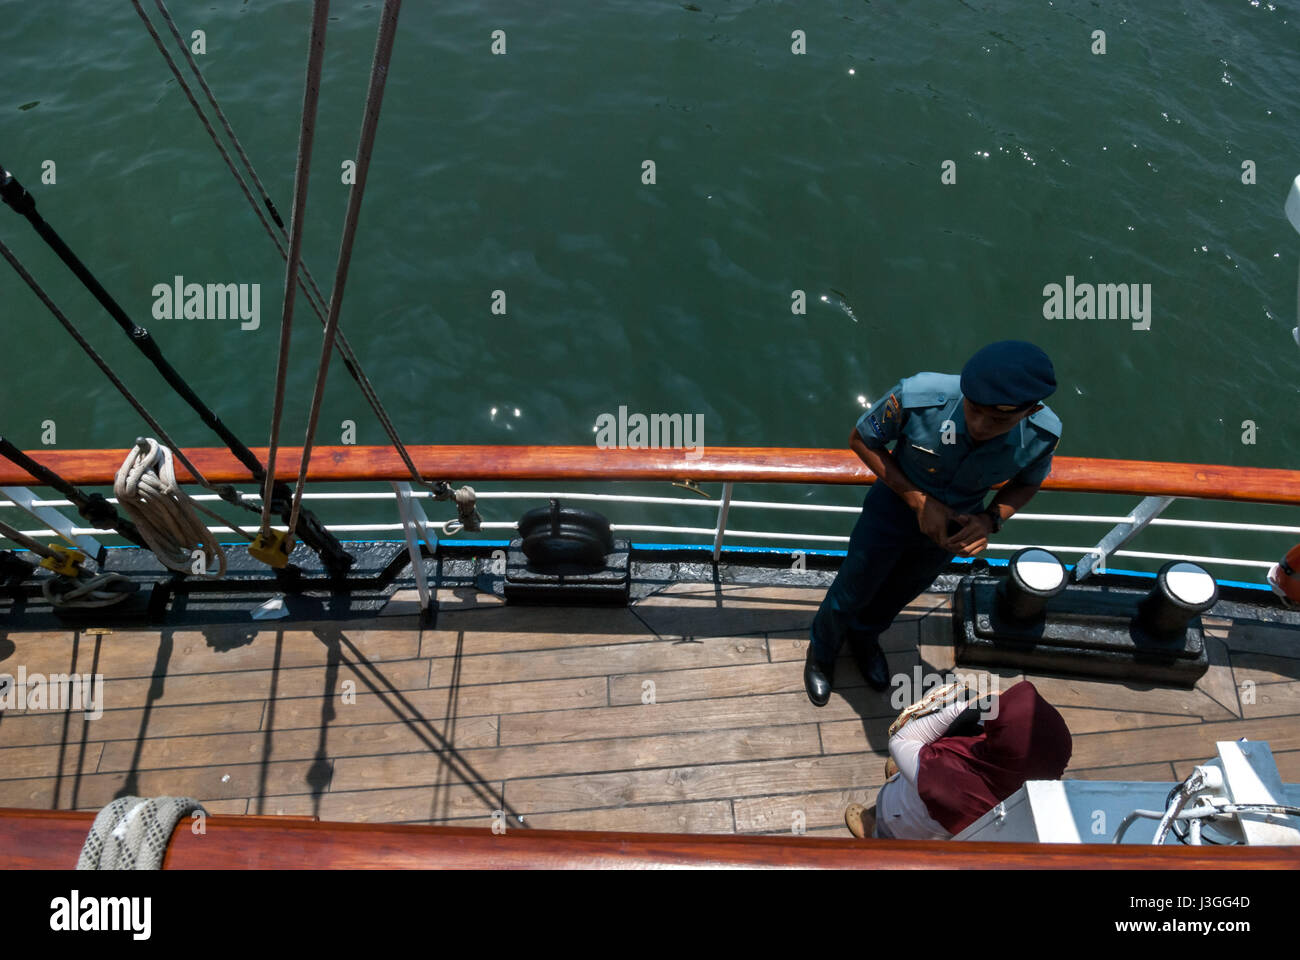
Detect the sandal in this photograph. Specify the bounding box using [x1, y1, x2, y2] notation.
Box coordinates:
[845, 802, 876, 839]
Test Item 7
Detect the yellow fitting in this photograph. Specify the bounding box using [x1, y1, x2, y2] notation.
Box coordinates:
[40, 544, 85, 578]
[249, 529, 294, 569]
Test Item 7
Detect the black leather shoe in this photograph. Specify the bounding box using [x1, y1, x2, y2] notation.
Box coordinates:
[851, 638, 891, 692]
[804, 648, 833, 707]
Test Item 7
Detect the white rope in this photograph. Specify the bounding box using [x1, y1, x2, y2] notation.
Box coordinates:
[114, 439, 228, 577]
[0, 516, 134, 608]
[42, 573, 134, 609]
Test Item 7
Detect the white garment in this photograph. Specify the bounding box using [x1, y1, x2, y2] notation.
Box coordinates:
[874, 697, 973, 840]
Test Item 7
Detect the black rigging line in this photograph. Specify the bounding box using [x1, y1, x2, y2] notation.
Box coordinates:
[0, 435, 150, 551]
[0, 165, 354, 577]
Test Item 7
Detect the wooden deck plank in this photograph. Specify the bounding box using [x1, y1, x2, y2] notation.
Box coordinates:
[2, 626, 420, 681]
[427, 635, 769, 687]
[1068, 716, 1300, 770]
[201, 798, 251, 815]
[265, 782, 505, 823]
[733, 787, 881, 834]
[1198, 634, 1244, 719]
[97, 659, 433, 709]
[1016, 675, 1237, 722]
[1229, 651, 1300, 686]
[0, 758, 328, 810]
[766, 620, 920, 660]
[632, 588, 822, 638]
[418, 606, 655, 658]
[1208, 620, 1300, 659]
[97, 716, 502, 772]
[1053, 708, 1202, 735]
[759, 825, 851, 838]
[329, 724, 822, 792]
[609, 661, 805, 705]
[262, 678, 605, 732]
[499, 688, 897, 747]
[1064, 761, 1178, 781]
[504, 753, 881, 814]
[0, 700, 267, 748]
[1241, 680, 1300, 719]
[0, 742, 105, 781]
[511, 800, 734, 833]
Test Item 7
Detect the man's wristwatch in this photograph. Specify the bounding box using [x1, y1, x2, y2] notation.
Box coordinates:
[983, 506, 1004, 533]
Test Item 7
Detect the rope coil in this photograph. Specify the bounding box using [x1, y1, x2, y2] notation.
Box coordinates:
[114, 439, 228, 578]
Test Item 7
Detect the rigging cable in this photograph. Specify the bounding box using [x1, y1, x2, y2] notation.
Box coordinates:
[0, 166, 353, 575]
[0, 237, 253, 549]
[258, 0, 328, 556]
[0, 517, 133, 609]
[287, 0, 405, 539]
[0, 434, 149, 550]
[150, 0, 286, 231]
[142, 0, 480, 532]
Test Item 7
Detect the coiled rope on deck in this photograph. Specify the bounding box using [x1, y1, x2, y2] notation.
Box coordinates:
[114, 439, 228, 578]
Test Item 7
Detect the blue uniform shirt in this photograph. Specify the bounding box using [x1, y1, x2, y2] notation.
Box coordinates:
[855, 372, 1061, 513]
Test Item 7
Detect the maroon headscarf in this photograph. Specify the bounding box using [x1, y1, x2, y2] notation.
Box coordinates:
[915, 681, 1072, 834]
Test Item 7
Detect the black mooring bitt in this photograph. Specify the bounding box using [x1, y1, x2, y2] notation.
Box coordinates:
[953, 574, 1210, 687]
[506, 502, 629, 605]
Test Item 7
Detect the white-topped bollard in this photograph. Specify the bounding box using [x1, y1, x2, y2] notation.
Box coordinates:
[996, 547, 1068, 621]
[1138, 561, 1219, 635]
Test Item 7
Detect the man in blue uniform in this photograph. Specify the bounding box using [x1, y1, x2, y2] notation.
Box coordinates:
[805, 340, 1062, 706]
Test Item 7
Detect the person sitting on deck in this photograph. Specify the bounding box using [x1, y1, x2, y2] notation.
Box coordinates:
[844, 680, 1073, 840]
[805, 340, 1061, 704]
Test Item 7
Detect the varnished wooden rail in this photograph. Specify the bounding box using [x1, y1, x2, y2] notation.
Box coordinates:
[1, 445, 1298, 505]
[3, 808, 1297, 869]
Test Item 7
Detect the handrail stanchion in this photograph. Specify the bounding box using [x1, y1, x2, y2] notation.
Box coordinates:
[1073, 496, 1174, 582]
[712, 482, 734, 562]
[0, 485, 105, 565]
[392, 481, 436, 613]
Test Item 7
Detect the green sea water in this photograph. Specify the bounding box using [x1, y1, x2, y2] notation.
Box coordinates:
[3, 0, 1300, 575]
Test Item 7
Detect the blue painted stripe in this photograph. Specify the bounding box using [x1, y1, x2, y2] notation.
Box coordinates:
[95, 540, 1272, 592]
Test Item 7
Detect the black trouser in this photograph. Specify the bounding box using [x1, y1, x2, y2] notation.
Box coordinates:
[809, 482, 953, 670]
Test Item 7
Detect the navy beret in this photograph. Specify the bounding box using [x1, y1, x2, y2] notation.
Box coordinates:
[960, 340, 1056, 408]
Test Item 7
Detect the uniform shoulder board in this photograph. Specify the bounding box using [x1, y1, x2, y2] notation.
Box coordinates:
[900, 372, 960, 409]
[1027, 405, 1063, 438]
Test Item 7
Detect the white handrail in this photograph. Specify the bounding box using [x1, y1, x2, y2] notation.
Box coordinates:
[1, 484, 1291, 577]
[4, 492, 1298, 534]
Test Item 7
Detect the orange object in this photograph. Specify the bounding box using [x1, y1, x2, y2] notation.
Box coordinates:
[1, 445, 1299, 505]
[1268, 545, 1300, 604]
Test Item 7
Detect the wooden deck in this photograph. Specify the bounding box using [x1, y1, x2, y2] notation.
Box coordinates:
[2, 582, 1298, 839]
